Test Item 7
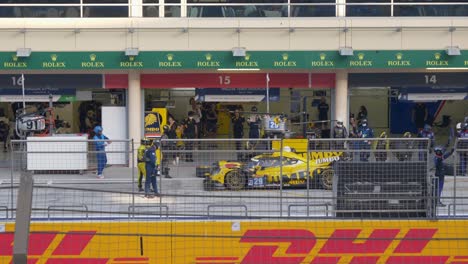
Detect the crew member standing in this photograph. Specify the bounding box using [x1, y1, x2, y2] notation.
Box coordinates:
[144, 139, 159, 198]
[332, 121, 347, 148]
[374, 131, 389, 162]
[317, 97, 329, 129]
[183, 111, 197, 162]
[232, 109, 245, 160]
[357, 119, 374, 161]
[137, 138, 150, 191]
[247, 106, 261, 139]
[93, 126, 111, 179]
[413, 102, 428, 131]
[160, 126, 173, 179]
[166, 116, 179, 164]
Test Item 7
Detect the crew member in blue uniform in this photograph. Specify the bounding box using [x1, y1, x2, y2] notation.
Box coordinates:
[93, 126, 110, 179]
[144, 139, 159, 198]
[357, 119, 374, 161]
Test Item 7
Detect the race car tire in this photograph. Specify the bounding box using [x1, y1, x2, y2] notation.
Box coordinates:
[225, 170, 245, 191]
[319, 169, 334, 190]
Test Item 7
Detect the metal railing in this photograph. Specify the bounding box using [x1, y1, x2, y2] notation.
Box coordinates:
[4, 137, 467, 222]
[4, 137, 468, 264]
[0, 1, 467, 18]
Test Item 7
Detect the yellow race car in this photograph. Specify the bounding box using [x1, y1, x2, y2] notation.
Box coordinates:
[203, 149, 341, 191]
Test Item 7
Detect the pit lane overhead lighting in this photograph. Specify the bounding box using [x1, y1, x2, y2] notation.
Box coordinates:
[446, 46, 461, 56]
[125, 48, 139, 57]
[16, 48, 31, 57]
[339, 47, 354, 56]
[232, 47, 247, 57]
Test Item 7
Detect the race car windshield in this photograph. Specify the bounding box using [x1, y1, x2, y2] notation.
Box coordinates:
[257, 158, 281, 168]
[245, 161, 258, 169]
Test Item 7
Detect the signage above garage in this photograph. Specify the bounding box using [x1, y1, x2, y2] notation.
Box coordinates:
[1, 50, 467, 70]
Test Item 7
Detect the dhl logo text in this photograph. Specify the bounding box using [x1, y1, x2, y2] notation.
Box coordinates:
[0, 231, 148, 264]
[1, 228, 467, 263]
[197, 229, 468, 264]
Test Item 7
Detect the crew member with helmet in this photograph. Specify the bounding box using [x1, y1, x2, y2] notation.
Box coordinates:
[418, 124, 435, 161]
[357, 119, 374, 161]
[332, 121, 348, 150]
[137, 138, 151, 191]
[374, 131, 389, 162]
[392, 132, 414, 161]
[93, 126, 111, 179]
[144, 139, 159, 198]
[247, 106, 261, 139]
[456, 122, 462, 137]
[433, 145, 454, 207]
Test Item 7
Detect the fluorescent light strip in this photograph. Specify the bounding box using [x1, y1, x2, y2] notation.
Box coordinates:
[426, 67, 468, 70]
[217, 68, 260, 71]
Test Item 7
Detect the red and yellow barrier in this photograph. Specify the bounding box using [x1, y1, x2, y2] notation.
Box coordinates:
[1, 220, 468, 263]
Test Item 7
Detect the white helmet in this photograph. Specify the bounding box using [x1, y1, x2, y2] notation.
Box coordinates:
[456, 122, 462, 131]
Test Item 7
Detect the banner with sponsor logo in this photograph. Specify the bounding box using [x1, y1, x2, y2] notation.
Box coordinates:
[144, 108, 167, 138]
[1, 50, 468, 70]
[195, 88, 280, 102]
[1, 220, 467, 263]
[0, 95, 76, 102]
[397, 87, 468, 101]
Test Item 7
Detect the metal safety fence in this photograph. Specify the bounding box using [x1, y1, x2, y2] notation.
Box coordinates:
[5, 137, 468, 221]
[4, 137, 468, 263]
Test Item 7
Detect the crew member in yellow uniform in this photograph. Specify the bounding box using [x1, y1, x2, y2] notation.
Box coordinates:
[137, 138, 151, 192]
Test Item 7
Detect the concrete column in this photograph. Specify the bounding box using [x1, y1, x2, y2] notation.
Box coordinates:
[128, 71, 142, 167]
[335, 70, 349, 129]
[336, 0, 346, 17]
[130, 0, 143, 17]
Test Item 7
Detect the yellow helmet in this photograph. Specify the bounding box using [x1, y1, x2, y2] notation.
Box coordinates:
[141, 138, 151, 146]
[403, 132, 412, 138]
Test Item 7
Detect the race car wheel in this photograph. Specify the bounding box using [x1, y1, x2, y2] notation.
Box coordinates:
[225, 170, 245, 191]
[319, 169, 334, 190]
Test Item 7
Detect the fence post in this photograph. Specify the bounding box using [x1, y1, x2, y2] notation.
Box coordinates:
[426, 138, 436, 219]
[453, 138, 458, 217]
[9, 142, 14, 220]
[306, 137, 310, 217]
[279, 139, 283, 217]
[131, 139, 135, 218]
[12, 172, 34, 264]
